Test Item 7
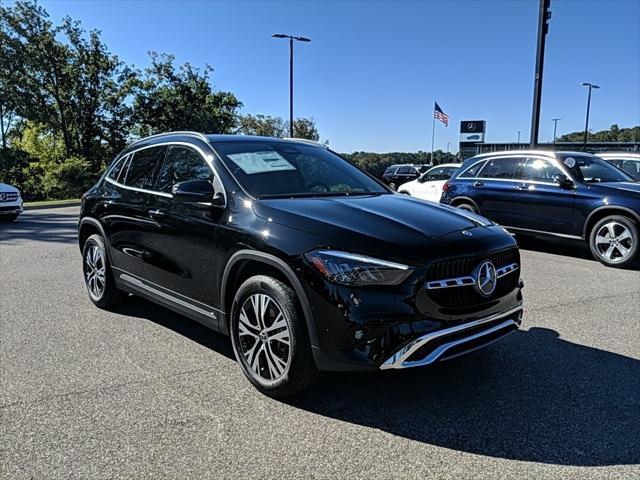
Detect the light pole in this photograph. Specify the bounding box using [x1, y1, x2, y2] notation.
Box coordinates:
[272, 33, 311, 137]
[517, 130, 521, 147]
[551, 118, 561, 148]
[581, 82, 599, 149]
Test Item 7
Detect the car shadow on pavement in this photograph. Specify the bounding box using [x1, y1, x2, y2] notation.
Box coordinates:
[287, 327, 640, 467]
[515, 234, 595, 261]
[0, 210, 79, 245]
[112, 295, 235, 361]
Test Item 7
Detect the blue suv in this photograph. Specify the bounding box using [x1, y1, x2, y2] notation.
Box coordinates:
[440, 150, 640, 268]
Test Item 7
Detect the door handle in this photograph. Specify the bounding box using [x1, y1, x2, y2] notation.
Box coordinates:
[473, 181, 484, 187]
[148, 209, 165, 218]
[515, 184, 529, 191]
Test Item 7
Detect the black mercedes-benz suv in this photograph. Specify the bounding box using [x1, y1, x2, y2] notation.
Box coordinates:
[79, 132, 524, 397]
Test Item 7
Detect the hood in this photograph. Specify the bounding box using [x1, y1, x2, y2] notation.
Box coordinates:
[253, 194, 509, 264]
[0, 182, 19, 193]
[587, 182, 640, 197]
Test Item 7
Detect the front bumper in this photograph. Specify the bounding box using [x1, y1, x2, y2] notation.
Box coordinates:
[0, 201, 23, 215]
[380, 305, 522, 369]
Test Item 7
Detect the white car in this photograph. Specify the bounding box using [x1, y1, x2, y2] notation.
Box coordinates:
[0, 182, 23, 222]
[397, 163, 460, 202]
[597, 152, 640, 181]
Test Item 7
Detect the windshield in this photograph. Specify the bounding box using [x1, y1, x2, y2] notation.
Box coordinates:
[562, 155, 635, 183]
[214, 141, 390, 199]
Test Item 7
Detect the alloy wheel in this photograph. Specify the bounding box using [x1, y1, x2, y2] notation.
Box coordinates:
[238, 293, 291, 383]
[84, 244, 106, 300]
[594, 221, 634, 264]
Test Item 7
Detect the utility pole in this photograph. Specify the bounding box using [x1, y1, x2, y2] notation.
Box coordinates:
[272, 34, 311, 137]
[581, 83, 599, 150]
[551, 118, 561, 148]
[529, 0, 552, 148]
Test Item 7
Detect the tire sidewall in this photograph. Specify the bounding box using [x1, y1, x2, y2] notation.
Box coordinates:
[589, 215, 639, 268]
[230, 276, 303, 393]
[457, 202, 478, 214]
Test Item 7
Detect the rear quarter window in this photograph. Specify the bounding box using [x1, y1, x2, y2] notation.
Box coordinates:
[123, 146, 167, 189]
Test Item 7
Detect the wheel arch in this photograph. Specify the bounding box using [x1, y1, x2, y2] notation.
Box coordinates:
[583, 206, 640, 239]
[220, 250, 318, 347]
[78, 217, 112, 263]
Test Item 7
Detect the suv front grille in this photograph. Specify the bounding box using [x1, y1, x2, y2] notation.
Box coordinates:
[0, 192, 19, 202]
[425, 247, 520, 309]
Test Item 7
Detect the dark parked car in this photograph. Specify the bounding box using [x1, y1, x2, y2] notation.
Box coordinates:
[598, 152, 640, 180]
[79, 132, 524, 397]
[441, 150, 640, 268]
[382, 164, 430, 190]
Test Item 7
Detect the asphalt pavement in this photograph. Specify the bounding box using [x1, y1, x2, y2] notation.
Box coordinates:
[1, 206, 639, 479]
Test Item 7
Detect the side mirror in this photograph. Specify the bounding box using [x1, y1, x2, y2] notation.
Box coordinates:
[172, 180, 225, 207]
[553, 173, 574, 189]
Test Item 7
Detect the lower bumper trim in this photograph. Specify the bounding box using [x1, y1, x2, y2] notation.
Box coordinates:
[380, 306, 522, 370]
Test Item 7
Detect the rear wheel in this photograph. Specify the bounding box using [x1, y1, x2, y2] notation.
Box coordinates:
[230, 275, 318, 398]
[456, 202, 478, 214]
[82, 234, 126, 308]
[589, 215, 638, 268]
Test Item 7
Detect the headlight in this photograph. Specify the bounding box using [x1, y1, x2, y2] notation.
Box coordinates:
[305, 250, 413, 286]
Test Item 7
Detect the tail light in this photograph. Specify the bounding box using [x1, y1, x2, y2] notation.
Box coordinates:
[442, 182, 452, 192]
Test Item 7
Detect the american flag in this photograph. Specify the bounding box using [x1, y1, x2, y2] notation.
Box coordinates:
[434, 102, 449, 127]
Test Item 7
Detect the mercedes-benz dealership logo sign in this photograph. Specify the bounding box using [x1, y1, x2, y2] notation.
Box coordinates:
[467, 122, 476, 131]
[475, 261, 497, 296]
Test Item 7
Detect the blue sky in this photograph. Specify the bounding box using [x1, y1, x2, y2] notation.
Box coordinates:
[38, 0, 640, 153]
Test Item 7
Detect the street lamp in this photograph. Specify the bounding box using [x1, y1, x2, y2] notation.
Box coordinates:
[581, 82, 599, 149]
[272, 33, 311, 137]
[551, 118, 561, 148]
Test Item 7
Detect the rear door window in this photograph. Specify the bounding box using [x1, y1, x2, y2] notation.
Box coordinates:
[478, 158, 517, 179]
[107, 154, 129, 183]
[123, 146, 167, 189]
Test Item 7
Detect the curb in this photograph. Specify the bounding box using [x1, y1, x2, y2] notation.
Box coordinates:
[24, 201, 81, 211]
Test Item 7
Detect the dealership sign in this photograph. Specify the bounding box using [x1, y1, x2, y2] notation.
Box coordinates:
[460, 120, 486, 143]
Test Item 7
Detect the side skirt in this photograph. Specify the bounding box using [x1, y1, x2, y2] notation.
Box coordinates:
[115, 270, 226, 334]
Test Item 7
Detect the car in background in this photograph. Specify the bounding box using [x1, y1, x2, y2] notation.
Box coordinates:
[382, 164, 430, 190]
[597, 152, 640, 180]
[441, 150, 640, 268]
[398, 163, 460, 202]
[0, 182, 23, 222]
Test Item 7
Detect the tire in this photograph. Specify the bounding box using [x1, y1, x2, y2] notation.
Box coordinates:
[82, 234, 126, 308]
[456, 202, 478, 214]
[398, 190, 410, 195]
[389, 182, 397, 191]
[0, 214, 19, 222]
[230, 275, 318, 398]
[589, 215, 639, 268]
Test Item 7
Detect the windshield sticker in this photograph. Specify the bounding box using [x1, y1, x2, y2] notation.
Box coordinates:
[564, 157, 576, 168]
[227, 151, 296, 175]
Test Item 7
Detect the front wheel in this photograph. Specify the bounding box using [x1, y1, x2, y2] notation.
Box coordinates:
[589, 216, 639, 268]
[0, 214, 19, 222]
[230, 275, 318, 398]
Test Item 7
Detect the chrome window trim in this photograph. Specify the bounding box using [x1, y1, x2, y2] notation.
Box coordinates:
[380, 306, 523, 370]
[105, 141, 227, 205]
[425, 262, 518, 290]
[114, 267, 224, 314]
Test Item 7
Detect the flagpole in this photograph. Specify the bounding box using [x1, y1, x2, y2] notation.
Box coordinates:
[431, 101, 436, 165]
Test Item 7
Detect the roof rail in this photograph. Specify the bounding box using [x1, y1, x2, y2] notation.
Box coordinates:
[473, 149, 558, 158]
[282, 137, 328, 149]
[128, 131, 208, 148]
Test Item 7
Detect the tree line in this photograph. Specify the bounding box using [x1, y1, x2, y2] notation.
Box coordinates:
[557, 124, 640, 143]
[0, 0, 322, 201]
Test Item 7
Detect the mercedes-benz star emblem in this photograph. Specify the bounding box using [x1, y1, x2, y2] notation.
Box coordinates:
[461, 230, 473, 237]
[467, 122, 476, 131]
[0, 193, 6, 201]
[475, 260, 497, 297]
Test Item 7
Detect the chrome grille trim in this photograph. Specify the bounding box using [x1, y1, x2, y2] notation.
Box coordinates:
[425, 262, 518, 290]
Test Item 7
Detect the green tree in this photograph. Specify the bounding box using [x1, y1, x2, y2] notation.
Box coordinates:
[132, 52, 242, 137]
[238, 114, 287, 137]
[291, 117, 320, 141]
